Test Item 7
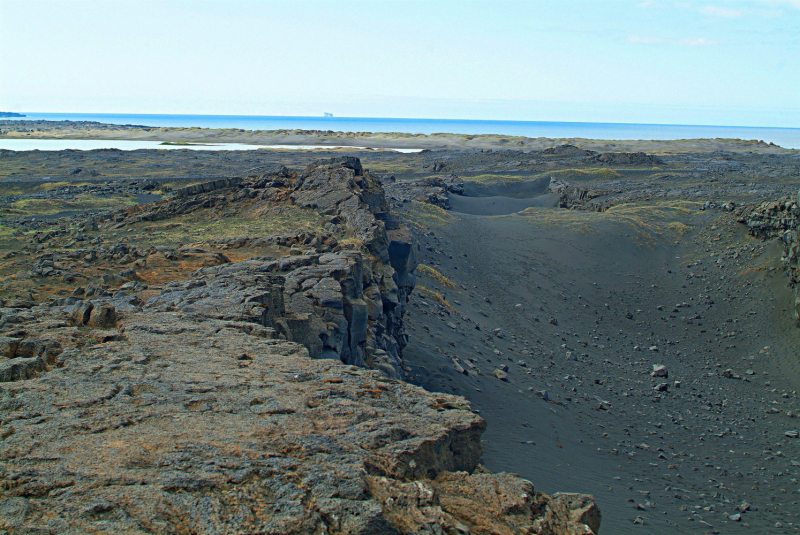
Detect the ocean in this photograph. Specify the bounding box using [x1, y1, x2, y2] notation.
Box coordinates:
[6, 112, 800, 149]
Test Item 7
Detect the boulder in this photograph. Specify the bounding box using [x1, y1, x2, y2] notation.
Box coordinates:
[0, 336, 20, 358]
[71, 301, 94, 325]
[87, 304, 117, 329]
[0, 356, 46, 382]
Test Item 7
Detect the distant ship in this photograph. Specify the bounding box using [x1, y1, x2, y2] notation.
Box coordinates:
[323, 112, 333, 118]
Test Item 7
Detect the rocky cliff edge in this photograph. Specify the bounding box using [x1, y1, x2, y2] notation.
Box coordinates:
[0, 157, 600, 534]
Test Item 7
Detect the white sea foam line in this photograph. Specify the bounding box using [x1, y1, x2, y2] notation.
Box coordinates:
[0, 139, 423, 153]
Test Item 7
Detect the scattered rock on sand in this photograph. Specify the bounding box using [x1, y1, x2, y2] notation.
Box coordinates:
[721, 368, 741, 379]
[492, 369, 509, 381]
[651, 364, 668, 378]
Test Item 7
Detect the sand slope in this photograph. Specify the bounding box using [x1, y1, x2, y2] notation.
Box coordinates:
[400, 203, 800, 534]
[447, 193, 561, 215]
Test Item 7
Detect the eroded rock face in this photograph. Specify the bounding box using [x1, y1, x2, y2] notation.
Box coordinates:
[369, 472, 601, 535]
[292, 156, 391, 261]
[742, 197, 800, 244]
[288, 157, 418, 376]
[382, 175, 465, 210]
[586, 151, 664, 166]
[143, 247, 409, 376]
[741, 196, 800, 319]
[0, 303, 599, 534]
[99, 156, 417, 379]
[172, 177, 243, 198]
[548, 178, 603, 211]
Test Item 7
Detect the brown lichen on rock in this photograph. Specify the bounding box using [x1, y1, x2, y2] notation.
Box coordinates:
[368, 471, 600, 535]
[0, 155, 599, 534]
[0, 302, 599, 533]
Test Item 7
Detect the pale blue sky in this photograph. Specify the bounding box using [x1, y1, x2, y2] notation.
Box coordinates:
[1, 0, 798, 126]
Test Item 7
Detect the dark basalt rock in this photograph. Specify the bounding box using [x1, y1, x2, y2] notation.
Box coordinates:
[586, 152, 664, 165]
[383, 174, 465, 210]
[741, 194, 800, 320]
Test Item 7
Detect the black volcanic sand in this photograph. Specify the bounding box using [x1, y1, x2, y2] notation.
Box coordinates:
[446, 192, 560, 216]
[460, 178, 552, 198]
[400, 201, 800, 534]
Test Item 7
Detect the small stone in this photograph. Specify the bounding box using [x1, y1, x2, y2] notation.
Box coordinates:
[729, 513, 741, 521]
[492, 369, 508, 382]
[651, 364, 668, 378]
[90, 329, 123, 343]
[785, 430, 799, 439]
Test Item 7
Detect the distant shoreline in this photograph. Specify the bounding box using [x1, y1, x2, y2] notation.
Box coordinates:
[0, 118, 795, 154]
[0, 112, 25, 118]
[8, 112, 800, 148]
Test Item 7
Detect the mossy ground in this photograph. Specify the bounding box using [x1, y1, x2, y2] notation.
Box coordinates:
[402, 201, 455, 230]
[2, 194, 139, 218]
[415, 285, 456, 311]
[517, 200, 702, 247]
[131, 201, 330, 245]
[417, 264, 456, 289]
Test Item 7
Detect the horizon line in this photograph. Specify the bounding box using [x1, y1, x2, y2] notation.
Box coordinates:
[11, 111, 800, 132]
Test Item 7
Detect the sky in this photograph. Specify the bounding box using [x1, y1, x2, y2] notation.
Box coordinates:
[0, 0, 798, 127]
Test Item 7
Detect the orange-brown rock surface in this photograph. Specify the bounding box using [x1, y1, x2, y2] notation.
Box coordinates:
[0, 295, 599, 534]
